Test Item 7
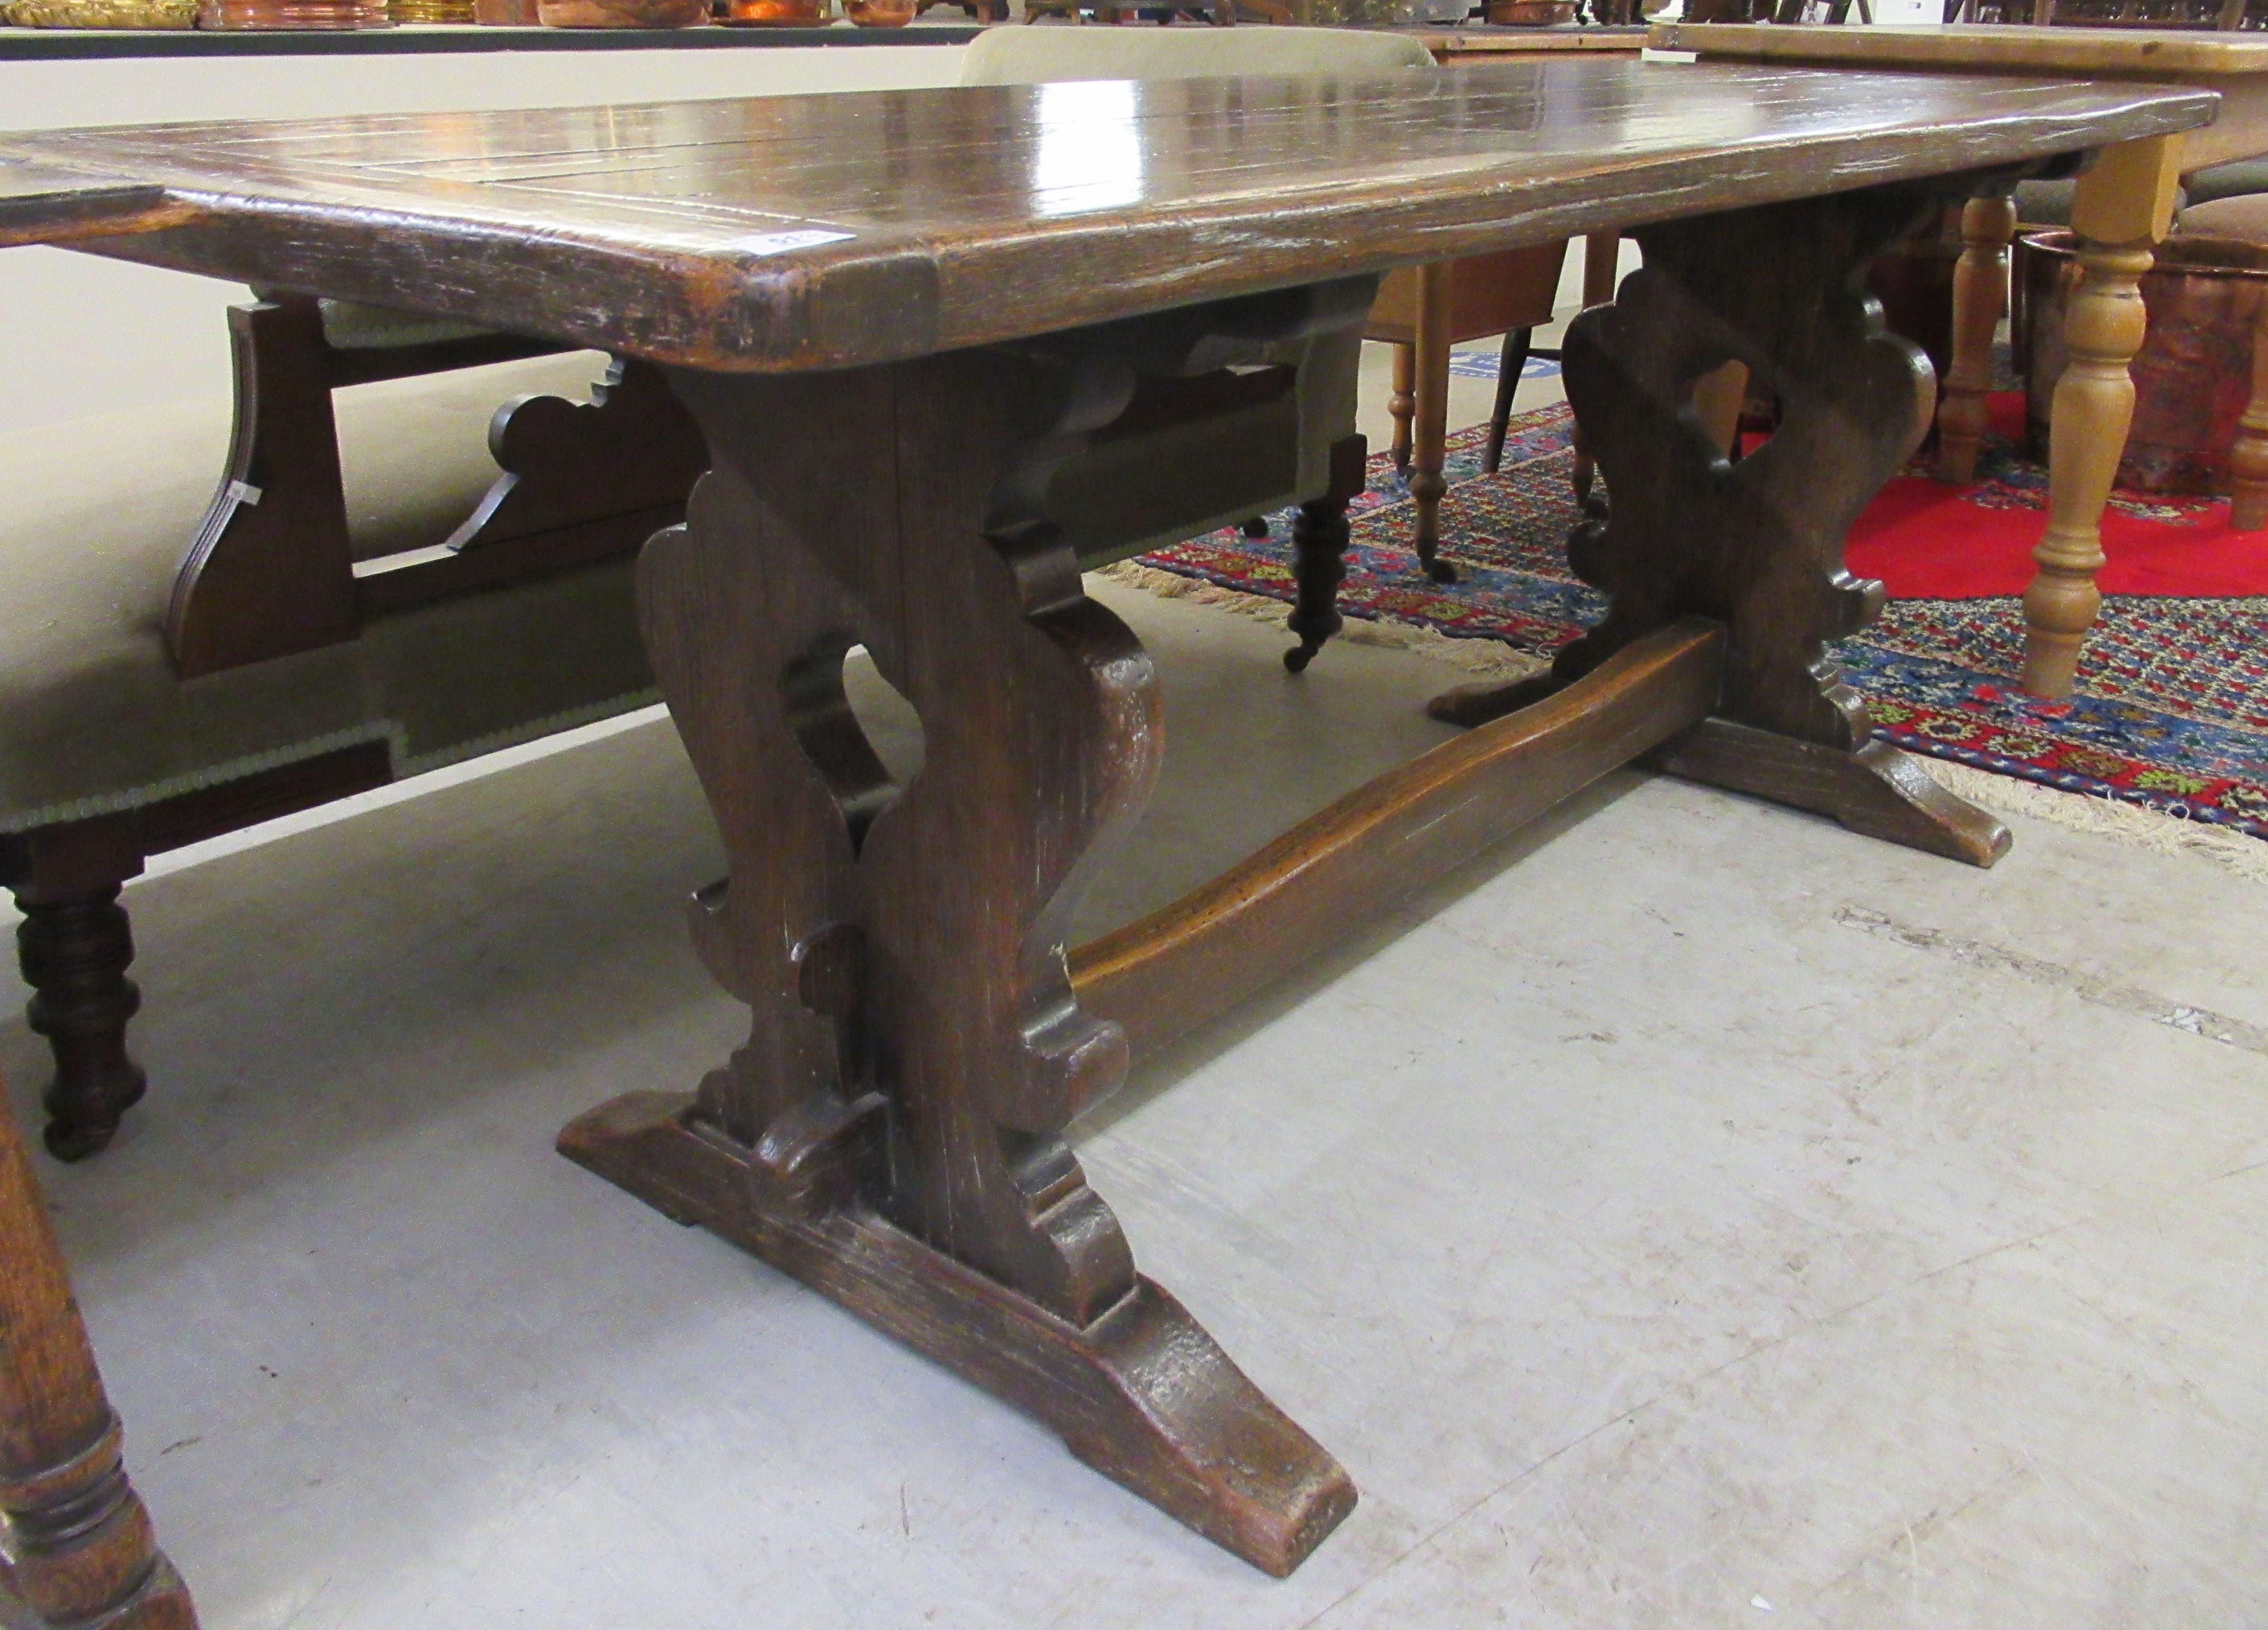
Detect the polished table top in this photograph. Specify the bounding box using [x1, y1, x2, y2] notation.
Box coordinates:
[0, 59, 2212, 369]
[0, 155, 170, 247]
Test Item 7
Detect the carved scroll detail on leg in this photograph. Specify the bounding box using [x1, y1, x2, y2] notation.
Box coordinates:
[561, 345, 1351, 1573]
[1433, 187, 2008, 866]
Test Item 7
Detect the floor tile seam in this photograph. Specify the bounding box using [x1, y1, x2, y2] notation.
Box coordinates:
[1292, 1213, 2094, 1630]
[1834, 905, 2268, 1066]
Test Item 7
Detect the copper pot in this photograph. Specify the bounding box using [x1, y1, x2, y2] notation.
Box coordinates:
[1485, 0, 1574, 19]
[2021, 228, 2268, 497]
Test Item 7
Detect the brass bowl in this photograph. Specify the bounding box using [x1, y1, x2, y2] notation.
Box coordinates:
[5, 0, 197, 24]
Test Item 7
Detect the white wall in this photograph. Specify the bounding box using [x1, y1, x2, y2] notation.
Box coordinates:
[0, 40, 969, 435]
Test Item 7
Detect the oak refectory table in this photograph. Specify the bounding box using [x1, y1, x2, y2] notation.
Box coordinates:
[0, 61, 2212, 1577]
[1653, 20, 2268, 699]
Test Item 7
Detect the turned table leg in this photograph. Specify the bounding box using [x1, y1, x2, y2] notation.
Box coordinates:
[1426, 184, 2010, 867]
[1387, 340, 1414, 474]
[0, 1072, 197, 1628]
[4, 826, 149, 1162]
[1937, 187, 2016, 484]
[1285, 434, 1368, 673]
[1410, 260, 1455, 583]
[558, 324, 1353, 1575]
[2024, 135, 2181, 698]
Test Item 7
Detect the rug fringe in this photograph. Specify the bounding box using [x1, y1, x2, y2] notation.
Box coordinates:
[1918, 758, 2268, 885]
[1096, 560, 1544, 679]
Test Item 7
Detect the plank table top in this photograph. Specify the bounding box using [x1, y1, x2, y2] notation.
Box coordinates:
[0, 155, 172, 247]
[0, 58, 2212, 370]
[1651, 21, 2268, 169]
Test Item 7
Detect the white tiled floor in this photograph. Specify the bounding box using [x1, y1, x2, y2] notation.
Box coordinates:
[5, 266, 2264, 1625]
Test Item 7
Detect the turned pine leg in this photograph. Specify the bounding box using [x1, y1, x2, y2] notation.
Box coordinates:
[1937, 188, 2016, 483]
[2232, 292, 2268, 533]
[2024, 135, 2181, 698]
[558, 333, 1353, 1576]
[0, 1070, 197, 1628]
[5, 827, 148, 1162]
[1387, 339, 1414, 474]
[1410, 261, 1454, 583]
[1284, 434, 1367, 673]
[1424, 184, 2010, 867]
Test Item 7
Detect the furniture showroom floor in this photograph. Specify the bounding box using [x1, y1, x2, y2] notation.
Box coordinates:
[4, 333, 2261, 1630]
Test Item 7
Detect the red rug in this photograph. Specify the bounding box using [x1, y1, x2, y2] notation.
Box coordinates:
[1847, 393, 2268, 599]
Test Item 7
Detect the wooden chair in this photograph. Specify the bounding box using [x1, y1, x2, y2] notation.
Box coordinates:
[1368, 243, 1569, 582]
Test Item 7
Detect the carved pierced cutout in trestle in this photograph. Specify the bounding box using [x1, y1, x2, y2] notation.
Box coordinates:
[560, 338, 1355, 1577]
[1422, 184, 2010, 867]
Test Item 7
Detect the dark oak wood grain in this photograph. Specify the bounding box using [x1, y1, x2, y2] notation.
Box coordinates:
[172, 296, 707, 674]
[1072, 618, 1724, 1063]
[0, 1068, 198, 1627]
[4, 68, 2103, 1577]
[0, 159, 176, 249]
[557, 299, 1371, 1573]
[0, 62, 2214, 370]
[1422, 183, 2012, 867]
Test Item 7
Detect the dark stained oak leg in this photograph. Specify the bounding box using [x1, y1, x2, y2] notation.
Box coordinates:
[1284, 434, 1368, 674]
[0, 1070, 198, 1628]
[558, 340, 1354, 1576]
[3, 827, 149, 1162]
[1484, 326, 1531, 476]
[1409, 261, 1455, 584]
[1424, 185, 2011, 868]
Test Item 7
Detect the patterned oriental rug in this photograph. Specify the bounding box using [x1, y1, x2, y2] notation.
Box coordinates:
[1128, 397, 2268, 841]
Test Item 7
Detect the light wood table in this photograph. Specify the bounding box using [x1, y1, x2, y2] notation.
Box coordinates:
[0, 61, 2205, 1578]
[1653, 21, 2268, 697]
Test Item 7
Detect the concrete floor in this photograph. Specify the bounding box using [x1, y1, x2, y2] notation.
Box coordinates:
[5, 291, 2265, 1626]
